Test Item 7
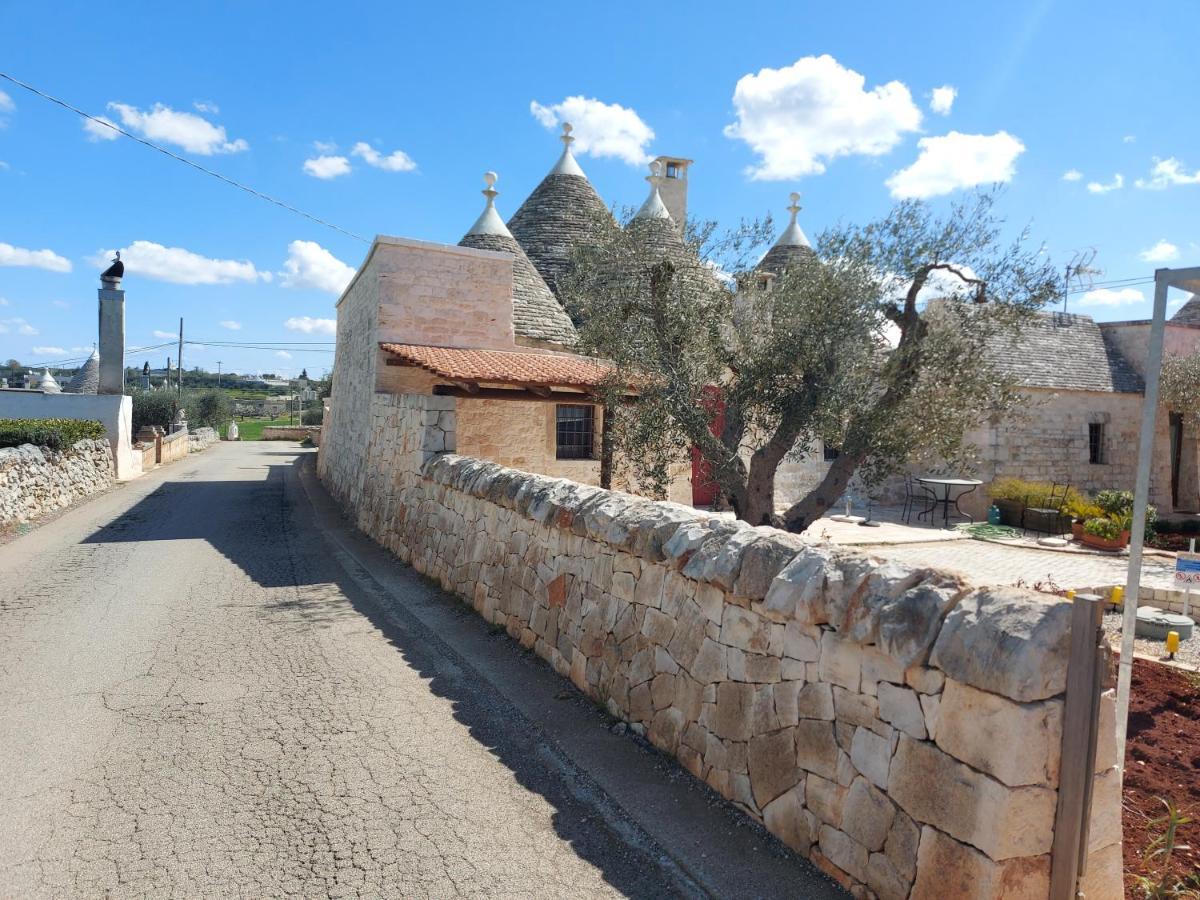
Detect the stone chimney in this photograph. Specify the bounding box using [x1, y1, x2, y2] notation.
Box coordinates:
[651, 155, 692, 233]
[98, 260, 125, 394]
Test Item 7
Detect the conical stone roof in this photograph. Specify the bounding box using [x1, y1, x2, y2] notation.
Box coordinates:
[508, 124, 616, 298]
[64, 348, 100, 394]
[38, 368, 62, 394]
[757, 192, 814, 277]
[1171, 294, 1200, 326]
[459, 173, 578, 347]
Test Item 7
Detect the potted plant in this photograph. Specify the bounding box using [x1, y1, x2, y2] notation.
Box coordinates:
[1064, 496, 1105, 540]
[987, 477, 1033, 528]
[1080, 515, 1130, 551]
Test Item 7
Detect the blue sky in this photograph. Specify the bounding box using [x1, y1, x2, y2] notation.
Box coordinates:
[1, 0, 1197, 378]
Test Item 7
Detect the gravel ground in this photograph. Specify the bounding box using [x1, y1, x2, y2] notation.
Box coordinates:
[1102, 609, 1200, 669]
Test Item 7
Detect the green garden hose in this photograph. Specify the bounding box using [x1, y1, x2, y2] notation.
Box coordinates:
[955, 523, 1022, 541]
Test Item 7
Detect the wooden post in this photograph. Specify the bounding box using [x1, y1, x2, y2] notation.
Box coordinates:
[1049, 593, 1106, 899]
[599, 401, 613, 490]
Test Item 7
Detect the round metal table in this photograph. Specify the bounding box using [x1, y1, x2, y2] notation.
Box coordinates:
[917, 477, 983, 528]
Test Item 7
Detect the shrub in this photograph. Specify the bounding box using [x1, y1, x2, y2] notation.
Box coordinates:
[301, 406, 323, 426]
[0, 418, 106, 450]
[987, 477, 1085, 510]
[1064, 496, 1105, 522]
[1084, 517, 1123, 540]
[132, 391, 177, 432]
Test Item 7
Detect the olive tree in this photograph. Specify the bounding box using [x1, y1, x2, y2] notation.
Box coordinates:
[561, 192, 1059, 531]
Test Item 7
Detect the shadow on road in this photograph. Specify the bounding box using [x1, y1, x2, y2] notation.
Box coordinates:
[80, 445, 841, 898]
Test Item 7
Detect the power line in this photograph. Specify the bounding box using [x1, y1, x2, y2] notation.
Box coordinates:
[24, 341, 177, 369]
[186, 341, 334, 353]
[0, 72, 369, 245]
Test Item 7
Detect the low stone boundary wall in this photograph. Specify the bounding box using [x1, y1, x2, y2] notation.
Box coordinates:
[324, 448, 1122, 899]
[189, 427, 218, 451]
[160, 430, 189, 465]
[0, 439, 114, 526]
[261, 425, 322, 443]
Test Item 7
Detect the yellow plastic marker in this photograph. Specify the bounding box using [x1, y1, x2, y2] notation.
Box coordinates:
[1066, 589, 1076, 600]
[1111, 586, 1124, 607]
[1166, 630, 1180, 659]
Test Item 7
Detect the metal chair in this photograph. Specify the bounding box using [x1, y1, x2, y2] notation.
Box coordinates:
[1023, 483, 1070, 537]
[902, 475, 936, 524]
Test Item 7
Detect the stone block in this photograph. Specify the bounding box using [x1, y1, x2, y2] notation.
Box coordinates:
[877, 682, 927, 740]
[930, 587, 1072, 702]
[832, 686, 883, 734]
[762, 547, 833, 623]
[849, 726, 892, 790]
[904, 666, 945, 695]
[1079, 840, 1124, 900]
[877, 579, 965, 669]
[795, 719, 840, 781]
[748, 727, 800, 808]
[681, 528, 759, 590]
[818, 825, 869, 884]
[796, 683, 835, 720]
[919, 693, 940, 742]
[818, 631, 861, 692]
[1087, 765, 1122, 854]
[783, 621, 821, 661]
[727, 648, 781, 684]
[641, 608, 675, 645]
[841, 776, 895, 852]
[1095, 689, 1117, 773]
[611, 571, 635, 602]
[732, 532, 806, 600]
[806, 773, 845, 827]
[935, 679, 1062, 787]
[884, 809, 920, 882]
[910, 827, 1050, 899]
[687, 638, 727, 684]
[866, 852, 910, 900]
[633, 564, 666, 607]
[694, 582, 725, 624]
[860, 646, 906, 693]
[888, 736, 1057, 860]
[709, 682, 754, 741]
[762, 783, 814, 855]
[719, 606, 771, 653]
[774, 680, 800, 726]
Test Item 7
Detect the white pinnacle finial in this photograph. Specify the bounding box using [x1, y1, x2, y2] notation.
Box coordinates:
[561, 122, 574, 146]
[465, 171, 511, 237]
[483, 171, 498, 204]
[787, 192, 802, 223]
[649, 159, 665, 180]
[635, 160, 672, 221]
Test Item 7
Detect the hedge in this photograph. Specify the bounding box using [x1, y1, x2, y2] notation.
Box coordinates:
[0, 418, 107, 451]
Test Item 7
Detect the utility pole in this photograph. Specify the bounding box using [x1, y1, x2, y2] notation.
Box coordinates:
[176, 318, 184, 398]
[217, 361, 222, 389]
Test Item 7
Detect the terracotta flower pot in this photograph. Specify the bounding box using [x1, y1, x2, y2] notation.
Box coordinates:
[1072, 522, 1083, 540]
[1079, 529, 1130, 552]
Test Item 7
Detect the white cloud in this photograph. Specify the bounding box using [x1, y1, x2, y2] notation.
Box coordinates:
[724, 55, 922, 180]
[1079, 287, 1146, 307]
[530, 96, 654, 166]
[69, 346, 92, 353]
[351, 141, 417, 173]
[1123, 135, 1136, 144]
[83, 116, 120, 142]
[0, 160, 9, 171]
[1086, 174, 1123, 194]
[0, 90, 14, 114]
[51, 299, 70, 308]
[278, 241, 354, 295]
[312, 140, 338, 154]
[0, 242, 72, 273]
[152, 329, 177, 339]
[0, 296, 8, 305]
[929, 85, 956, 115]
[1135, 157, 1200, 190]
[91, 240, 268, 285]
[886, 131, 1025, 199]
[284, 316, 337, 335]
[0, 318, 38, 335]
[193, 100, 219, 114]
[219, 320, 242, 330]
[32, 346, 65, 356]
[303, 155, 351, 179]
[275, 350, 292, 359]
[1140, 240, 1180, 264]
[1062, 169, 1083, 182]
[107, 102, 247, 155]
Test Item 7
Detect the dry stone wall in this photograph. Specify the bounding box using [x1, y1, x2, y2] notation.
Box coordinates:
[0, 439, 114, 526]
[321, 431, 1121, 899]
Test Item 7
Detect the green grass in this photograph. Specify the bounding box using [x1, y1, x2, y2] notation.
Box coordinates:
[235, 416, 298, 441]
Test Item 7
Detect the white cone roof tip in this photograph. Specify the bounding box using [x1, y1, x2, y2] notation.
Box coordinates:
[39, 368, 62, 393]
[774, 192, 811, 248]
[466, 171, 515, 238]
[634, 160, 674, 222]
[549, 122, 586, 177]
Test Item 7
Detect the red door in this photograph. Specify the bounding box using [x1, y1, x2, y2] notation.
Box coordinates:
[691, 387, 725, 506]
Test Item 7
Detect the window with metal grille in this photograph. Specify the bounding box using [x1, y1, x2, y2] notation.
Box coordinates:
[823, 443, 841, 462]
[1089, 422, 1106, 464]
[556, 405, 596, 460]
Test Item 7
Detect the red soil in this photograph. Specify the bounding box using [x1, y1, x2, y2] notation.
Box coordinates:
[1122, 658, 1200, 892]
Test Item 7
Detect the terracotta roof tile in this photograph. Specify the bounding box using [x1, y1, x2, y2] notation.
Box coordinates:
[380, 343, 612, 389]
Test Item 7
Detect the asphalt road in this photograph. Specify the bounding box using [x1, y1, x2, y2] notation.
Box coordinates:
[0, 442, 844, 899]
